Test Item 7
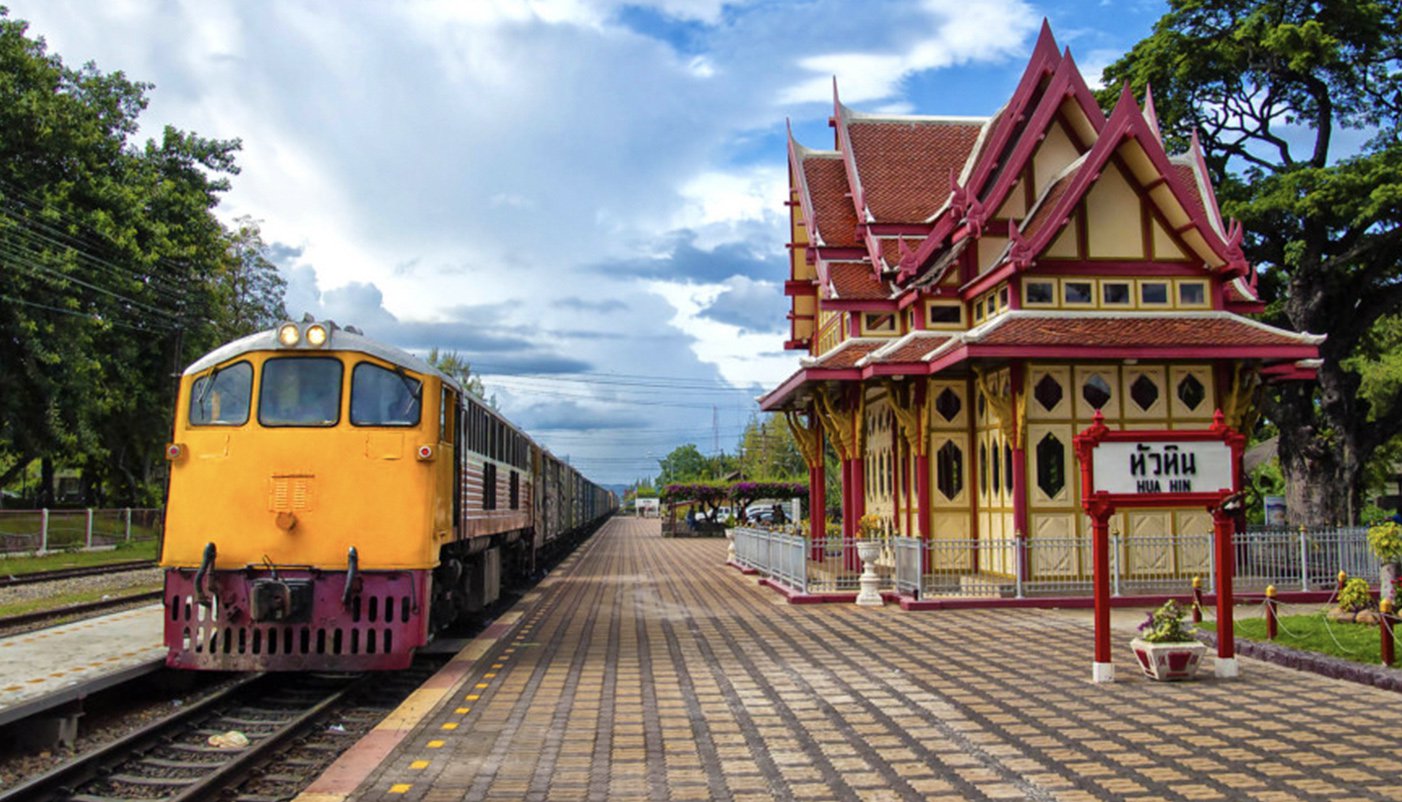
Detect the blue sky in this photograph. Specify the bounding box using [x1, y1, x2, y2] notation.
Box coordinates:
[9, 0, 1171, 485]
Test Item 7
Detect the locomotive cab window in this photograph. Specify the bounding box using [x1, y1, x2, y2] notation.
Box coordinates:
[350, 362, 421, 426]
[259, 357, 343, 427]
[188, 361, 253, 426]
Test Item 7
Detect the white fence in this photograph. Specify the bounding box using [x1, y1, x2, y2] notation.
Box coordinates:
[0, 508, 162, 555]
[734, 526, 1376, 600]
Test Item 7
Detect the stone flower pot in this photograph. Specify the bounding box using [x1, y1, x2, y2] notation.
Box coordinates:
[1130, 638, 1205, 681]
[854, 539, 883, 607]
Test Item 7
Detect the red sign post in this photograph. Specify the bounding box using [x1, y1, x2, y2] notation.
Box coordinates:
[1073, 410, 1246, 683]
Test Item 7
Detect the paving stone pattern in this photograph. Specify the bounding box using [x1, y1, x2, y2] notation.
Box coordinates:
[355, 518, 1402, 801]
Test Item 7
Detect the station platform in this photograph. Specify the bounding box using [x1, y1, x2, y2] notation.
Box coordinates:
[0, 604, 165, 729]
[299, 517, 1402, 802]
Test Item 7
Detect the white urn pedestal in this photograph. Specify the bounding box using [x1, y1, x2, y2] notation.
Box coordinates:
[724, 529, 736, 564]
[854, 540, 883, 607]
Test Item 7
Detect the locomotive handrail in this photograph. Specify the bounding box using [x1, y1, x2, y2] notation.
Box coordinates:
[342, 545, 359, 608]
[194, 541, 216, 607]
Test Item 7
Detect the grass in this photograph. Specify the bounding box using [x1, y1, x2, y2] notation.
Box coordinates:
[0, 540, 159, 576]
[1201, 612, 1395, 668]
[0, 582, 163, 618]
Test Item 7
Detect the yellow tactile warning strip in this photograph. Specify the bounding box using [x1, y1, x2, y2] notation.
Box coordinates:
[293, 540, 599, 802]
[0, 604, 165, 714]
[345, 518, 1402, 801]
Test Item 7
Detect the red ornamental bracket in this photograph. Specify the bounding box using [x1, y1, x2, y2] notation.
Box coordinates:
[1073, 409, 1246, 684]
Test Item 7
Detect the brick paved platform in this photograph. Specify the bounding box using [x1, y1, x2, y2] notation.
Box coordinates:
[309, 517, 1402, 801]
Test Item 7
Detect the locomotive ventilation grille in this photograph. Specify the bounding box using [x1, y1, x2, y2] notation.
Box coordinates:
[170, 591, 409, 657]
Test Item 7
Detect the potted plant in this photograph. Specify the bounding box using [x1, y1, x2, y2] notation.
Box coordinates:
[1130, 600, 1206, 681]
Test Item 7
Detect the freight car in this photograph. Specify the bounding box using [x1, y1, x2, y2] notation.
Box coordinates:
[160, 319, 615, 670]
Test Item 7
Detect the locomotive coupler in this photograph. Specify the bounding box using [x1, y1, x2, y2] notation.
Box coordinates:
[342, 546, 360, 608]
[249, 577, 312, 623]
[193, 542, 216, 607]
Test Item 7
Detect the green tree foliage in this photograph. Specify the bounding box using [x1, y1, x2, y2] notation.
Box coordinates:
[0, 9, 264, 503]
[1102, 0, 1402, 524]
[215, 217, 288, 340]
[657, 443, 710, 484]
[737, 414, 805, 480]
[425, 347, 489, 402]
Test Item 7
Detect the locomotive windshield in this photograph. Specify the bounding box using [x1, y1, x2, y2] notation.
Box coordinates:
[258, 357, 343, 427]
[350, 362, 422, 426]
[189, 361, 252, 426]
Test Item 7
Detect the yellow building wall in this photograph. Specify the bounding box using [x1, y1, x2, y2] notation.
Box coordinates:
[1085, 164, 1145, 259]
[1032, 121, 1081, 200]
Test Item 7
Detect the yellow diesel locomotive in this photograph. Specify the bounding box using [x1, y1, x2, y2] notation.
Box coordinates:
[161, 319, 614, 670]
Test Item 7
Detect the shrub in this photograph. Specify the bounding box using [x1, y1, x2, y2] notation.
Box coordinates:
[1137, 600, 1196, 643]
[1338, 577, 1374, 612]
[1369, 521, 1402, 563]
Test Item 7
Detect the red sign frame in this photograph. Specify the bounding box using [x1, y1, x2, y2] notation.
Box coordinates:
[1073, 410, 1246, 683]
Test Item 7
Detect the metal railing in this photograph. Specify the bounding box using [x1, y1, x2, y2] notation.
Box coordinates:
[0, 508, 162, 555]
[735, 525, 1376, 601]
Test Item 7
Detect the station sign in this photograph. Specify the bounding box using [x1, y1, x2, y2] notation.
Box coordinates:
[1090, 440, 1233, 496]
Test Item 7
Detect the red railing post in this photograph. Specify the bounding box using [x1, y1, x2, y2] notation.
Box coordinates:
[1265, 584, 1278, 641]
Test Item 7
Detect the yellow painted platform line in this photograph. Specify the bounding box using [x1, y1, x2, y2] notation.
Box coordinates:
[410, 760, 429, 770]
[455, 707, 470, 714]
[440, 721, 458, 731]
[426, 739, 445, 749]
[388, 783, 412, 794]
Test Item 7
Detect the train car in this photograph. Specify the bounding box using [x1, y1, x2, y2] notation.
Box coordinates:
[160, 319, 614, 671]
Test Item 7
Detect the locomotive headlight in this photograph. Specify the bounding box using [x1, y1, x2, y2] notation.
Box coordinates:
[165, 443, 185, 461]
[416, 444, 435, 461]
[277, 323, 301, 347]
[305, 324, 328, 347]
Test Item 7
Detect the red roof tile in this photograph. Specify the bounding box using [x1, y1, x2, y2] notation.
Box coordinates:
[870, 333, 954, 363]
[811, 340, 883, 368]
[848, 120, 982, 223]
[1170, 162, 1212, 229]
[972, 314, 1316, 349]
[802, 155, 860, 248]
[828, 262, 890, 300]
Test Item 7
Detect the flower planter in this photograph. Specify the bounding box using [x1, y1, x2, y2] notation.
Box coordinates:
[1130, 638, 1205, 681]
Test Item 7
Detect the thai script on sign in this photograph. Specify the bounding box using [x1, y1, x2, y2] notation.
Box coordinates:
[1090, 439, 1233, 497]
[1130, 444, 1196, 493]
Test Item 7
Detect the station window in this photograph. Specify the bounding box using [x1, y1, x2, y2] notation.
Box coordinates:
[1063, 280, 1094, 306]
[189, 361, 252, 426]
[259, 357, 343, 427]
[350, 362, 421, 427]
[935, 441, 963, 500]
[1177, 280, 1209, 307]
[1036, 433, 1066, 498]
[1140, 281, 1170, 305]
[863, 313, 897, 335]
[926, 302, 963, 328]
[1024, 280, 1055, 306]
[1102, 282, 1132, 306]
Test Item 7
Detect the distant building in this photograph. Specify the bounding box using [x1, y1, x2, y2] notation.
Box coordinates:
[635, 497, 660, 518]
[761, 22, 1322, 574]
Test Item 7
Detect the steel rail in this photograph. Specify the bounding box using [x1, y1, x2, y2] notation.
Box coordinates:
[0, 672, 367, 802]
[0, 560, 157, 588]
[0, 590, 164, 630]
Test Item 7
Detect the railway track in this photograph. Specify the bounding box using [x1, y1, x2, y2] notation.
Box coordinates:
[0, 560, 158, 588]
[1, 671, 365, 802]
[0, 591, 164, 631]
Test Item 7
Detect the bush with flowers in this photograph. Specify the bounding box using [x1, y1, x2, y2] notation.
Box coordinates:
[1136, 600, 1197, 643]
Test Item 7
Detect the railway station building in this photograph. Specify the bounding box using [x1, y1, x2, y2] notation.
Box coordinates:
[759, 22, 1323, 584]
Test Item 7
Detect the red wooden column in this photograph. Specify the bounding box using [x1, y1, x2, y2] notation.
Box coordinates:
[1089, 497, 1115, 683]
[1010, 365, 1029, 589]
[809, 427, 826, 560]
[847, 455, 866, 571]
[1212, 506, 1239, 677]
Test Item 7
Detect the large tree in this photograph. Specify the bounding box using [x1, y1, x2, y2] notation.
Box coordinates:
[0, 8, 255, 503]
[1102, 0, 1402, 525]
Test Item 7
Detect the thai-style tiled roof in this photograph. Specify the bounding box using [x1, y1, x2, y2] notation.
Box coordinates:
[802, 338, 885, 369]
[861, 332, 956, 365]
[965, 311, 1325, 349]
[827, 262, 890, 301]
[845, 114, 984, 223]
[800, 152, 860, 247]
